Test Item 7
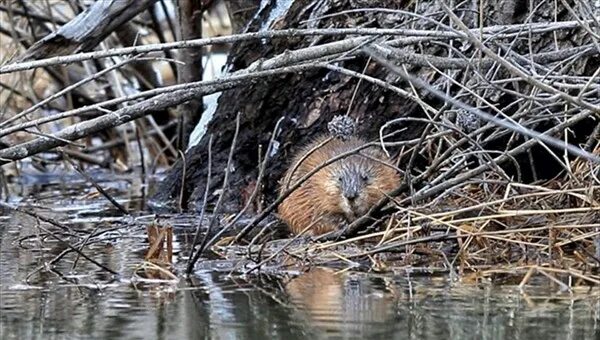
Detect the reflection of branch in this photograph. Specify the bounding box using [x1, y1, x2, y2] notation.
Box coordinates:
[0, 201, 119, 275]
[61, 150, 129, 215]
[0, 201, 76, 233]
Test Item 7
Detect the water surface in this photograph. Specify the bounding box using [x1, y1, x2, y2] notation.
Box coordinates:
[1, 168, 599, 339]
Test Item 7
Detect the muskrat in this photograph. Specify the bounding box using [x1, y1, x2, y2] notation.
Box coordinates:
[277, 135, 401, 235]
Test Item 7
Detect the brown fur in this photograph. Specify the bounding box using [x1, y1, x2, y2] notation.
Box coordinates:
[278, 135, 401, 235]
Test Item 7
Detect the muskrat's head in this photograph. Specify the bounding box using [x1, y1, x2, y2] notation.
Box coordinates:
[325, 155, 397, 221]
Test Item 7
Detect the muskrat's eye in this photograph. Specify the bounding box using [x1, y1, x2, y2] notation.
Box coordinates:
[337, 175, 343, 182]
[361, 174, 369, 182]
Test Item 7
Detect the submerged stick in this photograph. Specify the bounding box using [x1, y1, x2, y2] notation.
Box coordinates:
[186, 134, 213, 274]
[187, 113, 240, 274]
[61, 150, 129, 215]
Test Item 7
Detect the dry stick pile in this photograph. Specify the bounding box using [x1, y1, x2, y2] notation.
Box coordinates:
[1, 2, 600, 288]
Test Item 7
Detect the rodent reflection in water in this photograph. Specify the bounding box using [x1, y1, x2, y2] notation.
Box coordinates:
[284, 268, 397, 333]
[278, 135, 400, 235]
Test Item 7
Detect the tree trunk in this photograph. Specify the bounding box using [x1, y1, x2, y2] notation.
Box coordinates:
[175, 0, 205, 148]
[151, 0, 599, 212]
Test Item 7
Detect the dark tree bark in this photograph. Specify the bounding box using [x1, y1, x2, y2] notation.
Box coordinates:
[223, 0, 260, 34]
[151, 0, 599, 212]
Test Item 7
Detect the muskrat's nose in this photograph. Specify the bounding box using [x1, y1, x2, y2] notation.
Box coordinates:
[343, 189, 359, 201]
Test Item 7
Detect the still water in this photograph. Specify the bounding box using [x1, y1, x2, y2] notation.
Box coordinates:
[1, 168, 599, 339]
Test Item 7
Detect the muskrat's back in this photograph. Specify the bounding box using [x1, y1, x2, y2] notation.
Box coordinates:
[278, 135, 400, 235]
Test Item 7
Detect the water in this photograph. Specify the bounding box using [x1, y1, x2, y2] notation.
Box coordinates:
[1, 168, 600, 339]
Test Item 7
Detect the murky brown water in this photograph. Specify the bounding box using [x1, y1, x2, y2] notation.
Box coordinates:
[1, 167, 600, 339]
